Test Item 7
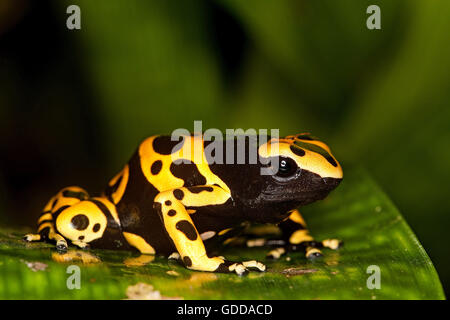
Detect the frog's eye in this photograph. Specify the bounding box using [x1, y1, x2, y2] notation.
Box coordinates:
[276, 157, 298, 178]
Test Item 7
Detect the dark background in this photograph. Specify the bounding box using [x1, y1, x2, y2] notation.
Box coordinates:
[0, 0, 449, 295]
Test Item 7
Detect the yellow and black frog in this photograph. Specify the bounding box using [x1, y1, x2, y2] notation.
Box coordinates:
[24, 133, 343, 275]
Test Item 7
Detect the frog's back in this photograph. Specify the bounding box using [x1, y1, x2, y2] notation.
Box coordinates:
[103, 134, 232, 254]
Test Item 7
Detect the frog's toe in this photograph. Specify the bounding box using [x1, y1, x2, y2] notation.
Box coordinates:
[266, 247, 286, 260]
[306, 247, 323, 259]
[216, 261, 248, 276]
[56, 239, 68, 253]
[168, 252, 181, 260]
[323, 238, 343, 250]
[246, 238, 266, 248]
[233, 263, 248, 276]
[23, 233, 41, 242]
[242, 260, 266, 272]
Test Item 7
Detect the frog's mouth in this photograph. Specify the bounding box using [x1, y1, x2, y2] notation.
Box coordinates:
[297, 177, 342, 204]
[261, 189, 331, 204]
[261, 176, 342, 205]
[249, 176, 342, 223]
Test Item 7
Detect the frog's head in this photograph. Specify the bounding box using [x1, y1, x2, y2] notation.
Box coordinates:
[251, 133, 343, 221]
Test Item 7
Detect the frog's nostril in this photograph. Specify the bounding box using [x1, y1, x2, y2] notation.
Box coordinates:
[322, 177, 342, 190]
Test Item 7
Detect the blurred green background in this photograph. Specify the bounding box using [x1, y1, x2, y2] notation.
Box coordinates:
[0, 0, 449, 296]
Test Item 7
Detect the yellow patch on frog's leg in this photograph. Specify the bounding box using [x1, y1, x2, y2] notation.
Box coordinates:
[154, 185, 264, 275]
[289, 229, 314, 245]
[123, 232, 155, 254]
[23, 233, 42, 242]
[287, 209, 307, 228]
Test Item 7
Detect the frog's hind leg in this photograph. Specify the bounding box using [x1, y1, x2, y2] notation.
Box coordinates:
[282, 209, 342, 256]
[24, 186, 90, 252]
[24, 218, 69, 252]
[251, 209, 342, 259]
[54, 196, 126, 251]
[25, 187, 128, 252]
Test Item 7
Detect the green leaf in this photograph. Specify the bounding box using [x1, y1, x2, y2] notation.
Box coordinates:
[219, 0, 406, 126]
[65, 0, 225, 167]
[0, 168, 444, 299]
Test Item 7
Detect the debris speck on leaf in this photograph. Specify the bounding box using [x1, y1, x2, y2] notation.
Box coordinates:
[22, 260, 48, 272]
[281, 268, 317, 277]
[125, 282, 182, 300]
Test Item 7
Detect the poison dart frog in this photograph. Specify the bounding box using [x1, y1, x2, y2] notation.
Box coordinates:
[24, 133, 343, 275]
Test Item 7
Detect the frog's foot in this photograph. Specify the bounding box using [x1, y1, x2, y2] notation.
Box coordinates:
[273, 209, 343, 259]
[169, 252, 265, 276]
[266, 243, 323, 260]
[216, 259, 266, 276]
[24, 231, 69, 253]
[242, 260, 266, 272]
[23, 233, 42, 242]
[289, 239, 342, 259]
[291, 243, 323, 259]
[255, 238, 342, 260]
[216, 261, 248, 276]
[51, 232, 69, 252]
[55, 239, 69, 252]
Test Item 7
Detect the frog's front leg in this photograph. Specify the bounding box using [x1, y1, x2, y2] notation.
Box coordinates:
[264, 209, 342, 259]
[154, 185, 265, 275]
